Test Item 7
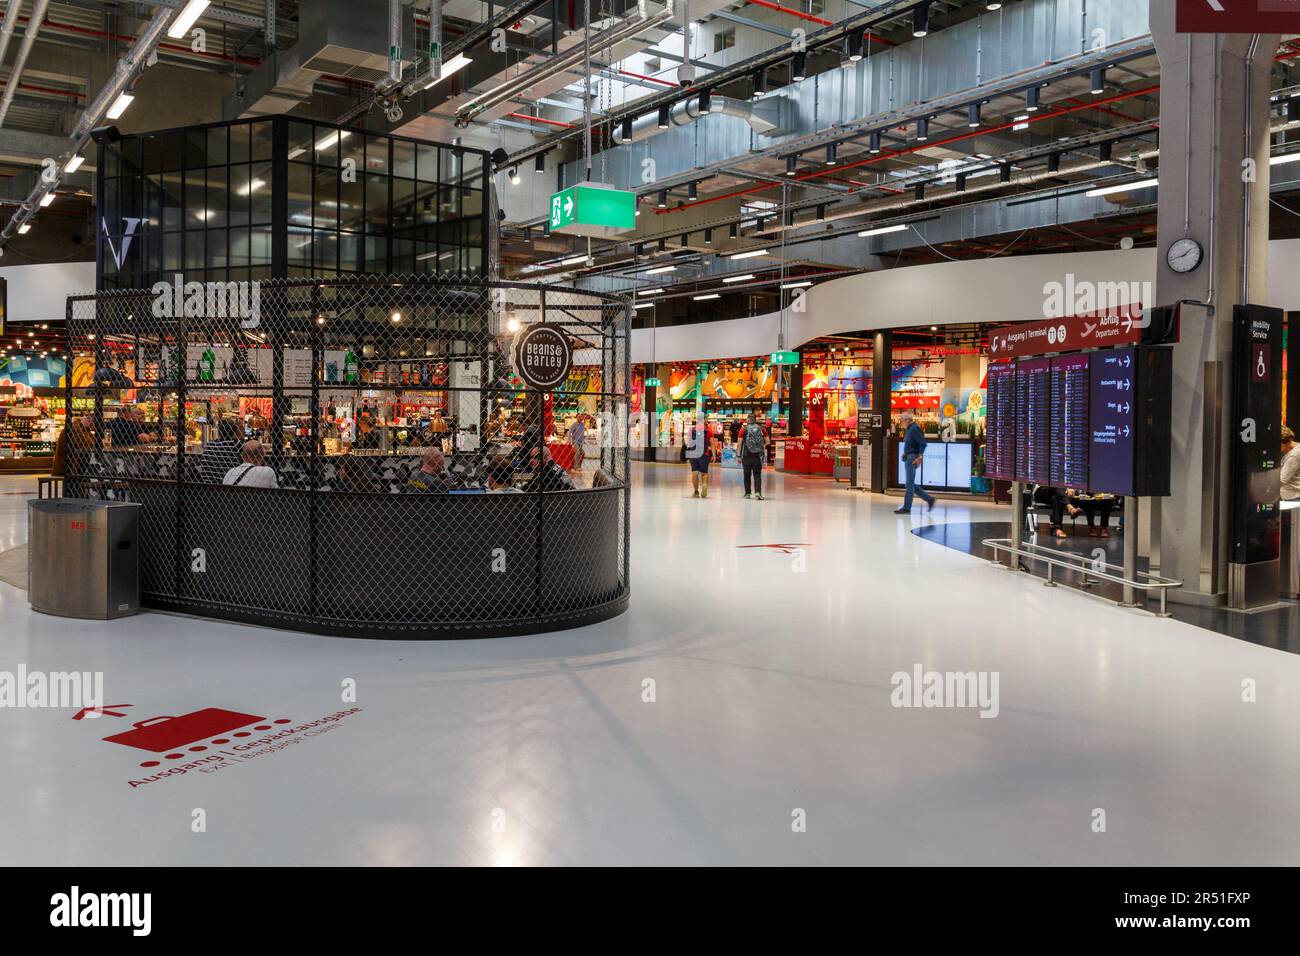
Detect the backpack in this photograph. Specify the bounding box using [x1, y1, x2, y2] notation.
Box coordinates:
[742, 423, 766, 456]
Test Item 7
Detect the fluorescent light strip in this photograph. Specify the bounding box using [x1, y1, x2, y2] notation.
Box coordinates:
[39, 192, 56, 207]
[63, 155, 84, 174]
[425, 54, 473, 89]
[236, 178, 267, 196]
[858, 223, 909, 238]
[315, 130, 352, 152]
[1270, 153, 1300, 166]
[287, 147, 306, 160]
[639, 288, 664, 295]
[559, 254, 589, 267]
[632, 302, 655, 310]
[729, 248, 769, 260]
[167, 0, 210, 39]
[722, 273, 755, 283]
[693, 293, 721, 300]
[782, 281, 813, 289]
[105, 92, 134, 120]
[17, 223, 31, 234]
[1085, 177, 1158, 198]
[645, 265, 677, 275]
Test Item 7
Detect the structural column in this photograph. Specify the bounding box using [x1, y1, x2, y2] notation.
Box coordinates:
[1151, 8, 1278, 604]
[870, 330, 892, 493]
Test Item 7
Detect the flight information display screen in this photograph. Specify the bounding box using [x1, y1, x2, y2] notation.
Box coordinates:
[1049, 353, 1090, 487]
[985, 361, 1017, 480]
[1088, 347, 1137, 495]
[1016, 358, 1052, 484]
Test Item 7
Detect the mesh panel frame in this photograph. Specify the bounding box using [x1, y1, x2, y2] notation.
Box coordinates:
[64, 275, 632, 638]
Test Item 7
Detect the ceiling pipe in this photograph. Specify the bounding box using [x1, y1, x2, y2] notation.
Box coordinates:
[427, 0, 442, 83]
[1, 4, 175, 244]
[454, 6, 675, 128]
[384, 0, 403, 88]
[0, 0, 51, 129]
[619, 92, 780, 144]
[0, 1, 24, 70]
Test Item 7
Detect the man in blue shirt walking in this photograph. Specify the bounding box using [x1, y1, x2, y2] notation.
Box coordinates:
[895, 410, 936, 514]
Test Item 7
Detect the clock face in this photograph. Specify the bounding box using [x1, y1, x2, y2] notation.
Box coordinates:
[1166, 237, 1203, 273]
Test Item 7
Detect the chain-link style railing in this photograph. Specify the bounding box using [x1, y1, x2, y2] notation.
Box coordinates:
[64, 276, 631, 638]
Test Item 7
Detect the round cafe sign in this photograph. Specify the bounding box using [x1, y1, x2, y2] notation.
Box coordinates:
[512, 324, 572, 390]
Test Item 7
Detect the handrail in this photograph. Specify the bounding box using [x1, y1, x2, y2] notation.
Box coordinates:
[982, 537, 1182, 617]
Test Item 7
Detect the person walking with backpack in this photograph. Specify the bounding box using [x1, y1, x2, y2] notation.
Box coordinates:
[895, 410, 935, 514]
[740, 412, 767, 500]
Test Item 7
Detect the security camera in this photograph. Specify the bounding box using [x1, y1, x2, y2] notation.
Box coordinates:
[677, 63, 696, 87]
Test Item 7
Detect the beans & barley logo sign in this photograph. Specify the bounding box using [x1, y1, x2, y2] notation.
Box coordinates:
[512, 324, 572, 391]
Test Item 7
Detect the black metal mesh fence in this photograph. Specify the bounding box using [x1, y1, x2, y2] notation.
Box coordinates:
[64, 276, 631, 638]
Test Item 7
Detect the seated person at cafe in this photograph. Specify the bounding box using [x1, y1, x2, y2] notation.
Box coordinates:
[108, 405, 157, 447]
[222, 439, 279, 488]
[200, 418, 243, 482]
[486, 463, 522, 493]
[524, 445, 575, 493]
[406, 447, 452, 493]
[333, 453, 378, 493]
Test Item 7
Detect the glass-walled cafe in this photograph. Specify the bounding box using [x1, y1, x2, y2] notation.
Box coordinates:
[97, 117, 487, 288]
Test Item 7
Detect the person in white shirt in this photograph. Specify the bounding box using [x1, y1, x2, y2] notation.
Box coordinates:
[1280, 426, 1300, 501]
[222, 439, 279, 489]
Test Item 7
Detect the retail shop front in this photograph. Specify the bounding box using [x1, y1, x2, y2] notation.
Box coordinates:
[57, 118, 631, 638]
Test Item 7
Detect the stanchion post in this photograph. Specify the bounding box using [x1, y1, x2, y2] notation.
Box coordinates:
[1009, 481, 1024, 570]
[1122, 495, 1140, 606]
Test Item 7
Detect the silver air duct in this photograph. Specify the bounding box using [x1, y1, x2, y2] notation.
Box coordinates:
[0, 0, 51, 129]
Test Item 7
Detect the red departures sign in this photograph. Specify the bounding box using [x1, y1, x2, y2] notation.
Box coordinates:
[987, 307, 1147, 360]
[1177, 0, 1300, 33]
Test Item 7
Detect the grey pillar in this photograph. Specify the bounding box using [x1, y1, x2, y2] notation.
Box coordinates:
[870, 331, 892, 493]
[1151, 9, 1278, 605]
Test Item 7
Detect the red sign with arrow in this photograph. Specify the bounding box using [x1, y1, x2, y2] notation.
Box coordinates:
[1177, 0, 1300, 33]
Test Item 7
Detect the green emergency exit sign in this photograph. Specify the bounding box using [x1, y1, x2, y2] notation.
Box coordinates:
[645, 377, 662, 387]
[770, 350, 800, 366]
[550, 182, 636, 238]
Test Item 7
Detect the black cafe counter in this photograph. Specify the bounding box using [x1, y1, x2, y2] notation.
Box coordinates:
[65, 448, 628, 639]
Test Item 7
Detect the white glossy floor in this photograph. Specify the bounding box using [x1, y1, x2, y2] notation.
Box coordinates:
[1, 464, 1298, 866]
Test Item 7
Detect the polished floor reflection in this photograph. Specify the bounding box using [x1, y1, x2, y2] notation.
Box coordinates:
[1, 467, 1299, 865]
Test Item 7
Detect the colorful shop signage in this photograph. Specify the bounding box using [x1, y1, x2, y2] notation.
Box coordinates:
[512, 324, 573, 391]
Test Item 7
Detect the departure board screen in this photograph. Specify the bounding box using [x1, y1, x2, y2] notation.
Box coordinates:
[1016, 358, 1052, 483]
[1049, 353, 1090, 487]
[1088, 347, 1136, 495]
[985, 361, 1016, 480]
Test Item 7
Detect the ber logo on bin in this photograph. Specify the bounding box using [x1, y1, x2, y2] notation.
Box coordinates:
[512, 324, 572, 391]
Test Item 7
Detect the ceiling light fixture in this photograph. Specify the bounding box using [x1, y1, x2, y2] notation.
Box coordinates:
[968, 103, 981, 127]
[63, 155, 85, 174]
[730, 248, 769, 260]
[39, 192, 55, 207]
[912, 3, 930, 37]
[723, 273, 755, 283]
[792, 52, 807, 82]
[658, 105, 671, 129]
[105, 92, 134, 120]
[167, 0, 210, 39]
[1085, 177, 1158, 197]
[694, 293, 721, 301]
[1090, 66, 1106, 95]
[916, 117, 929, 141]
[646, 265, 677, 275]
[423, 53, 472, 88]
[858, 223, 909, 238]
[826, 142, 838, 165]
[785, 155, 798, 176]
